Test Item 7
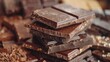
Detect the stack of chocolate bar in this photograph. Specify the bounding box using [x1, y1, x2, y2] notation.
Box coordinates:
[26, 4, 95, 62]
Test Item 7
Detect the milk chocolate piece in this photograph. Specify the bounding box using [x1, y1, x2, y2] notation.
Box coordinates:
[28, 19, 92, 43]
[21, 0, 42, 17]
[32, 6, 94, 29]
[70, 50, 92, 62]
[3, 0, 21, 15]
[54, 49, 79, 60]
[33, 34, 93, 53]
[51, 45, 91, 60]
[42, 0, 59, 7]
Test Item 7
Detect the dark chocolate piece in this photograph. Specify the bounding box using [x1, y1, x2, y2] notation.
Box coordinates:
[32, 5, 94, 29]
[3, 0, 21, 15]
[27, 19, 92, 43]
[41, 0, 59, 7]
[21, 0, 42, 17]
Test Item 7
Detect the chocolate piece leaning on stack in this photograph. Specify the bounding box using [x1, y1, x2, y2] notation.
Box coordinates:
[2, 16, 32, 42]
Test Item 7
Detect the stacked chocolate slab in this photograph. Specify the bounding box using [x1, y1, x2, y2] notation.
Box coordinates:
[27, 4, 95, 62]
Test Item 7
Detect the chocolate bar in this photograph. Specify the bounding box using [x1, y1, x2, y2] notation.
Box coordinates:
[91, 45, 110, 52]
[52, 4, 94, 19]
[41, 0, 59, 7]
[13, 19, 32, 41]
[3, 0, 21, 15]
[0, 0, 4, 15]
[28, 19, 92, 43]
[33, 34, 93, 53]
[69, 50, 92, 62]
[91, 45, 110, 62]
[32, 6, 94, 29]
[92, 50, 110, 62]
[21, 0, 42, 17]
[2, 16, 32, 41]
[51, 45, 91, 60]
[2, 16, 23, 32]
